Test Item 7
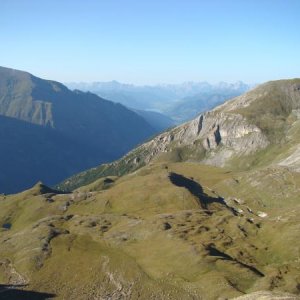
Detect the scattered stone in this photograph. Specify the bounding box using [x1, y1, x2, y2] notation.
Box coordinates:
[246, 206, 253, 213]
[257, 211, 268, 218]
[100, 225, 109, 232]
[45, 197, 54, 203]
[64, 214, 74, 221]
[162, 222, 172, 230]
[233, 198, 242, 204]
[59, 201, 71, 211]
[104, 178, 114, 184]
[89, 221, 97, 227]
[233, 207, 244, 215]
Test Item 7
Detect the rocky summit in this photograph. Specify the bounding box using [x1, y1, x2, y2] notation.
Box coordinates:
[0, 79, 300, 299]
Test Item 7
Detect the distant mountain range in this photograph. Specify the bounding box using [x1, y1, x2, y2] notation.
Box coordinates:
[0, 66, 156, 193]
[66, 80, 253, 122]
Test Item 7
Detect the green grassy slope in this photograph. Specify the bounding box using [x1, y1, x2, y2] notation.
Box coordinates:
[0, 162, 299, 299]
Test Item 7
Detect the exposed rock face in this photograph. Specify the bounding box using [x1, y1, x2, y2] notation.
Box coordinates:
[125, 100, 269, 167]
[120, 79, 300, 169]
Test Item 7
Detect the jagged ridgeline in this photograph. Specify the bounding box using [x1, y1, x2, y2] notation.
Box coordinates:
[57, 79, 300, 191]
[0, 66, 156, 193]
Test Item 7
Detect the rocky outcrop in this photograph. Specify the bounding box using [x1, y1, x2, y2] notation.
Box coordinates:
[123, 79, 300, 168]
[127, 108, 269, 167]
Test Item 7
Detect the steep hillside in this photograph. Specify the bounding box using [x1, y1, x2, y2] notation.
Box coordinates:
[58, 79, 300, 191]
[0, 115, 99, 194]
[1, 162, 299, 299]
[0, 66, 155, 193]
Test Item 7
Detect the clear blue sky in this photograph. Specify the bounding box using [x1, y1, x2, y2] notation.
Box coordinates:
[1, 0, 300, 84]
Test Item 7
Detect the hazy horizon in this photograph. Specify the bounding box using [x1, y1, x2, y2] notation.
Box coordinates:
[65, 79, 256, 86]
[1, 65, 260, 86]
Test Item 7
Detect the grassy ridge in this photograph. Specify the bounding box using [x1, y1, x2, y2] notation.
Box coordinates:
[1, 162, 300, 298]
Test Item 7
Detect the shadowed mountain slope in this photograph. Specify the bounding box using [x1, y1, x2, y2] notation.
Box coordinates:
[0, 66, 156, 193]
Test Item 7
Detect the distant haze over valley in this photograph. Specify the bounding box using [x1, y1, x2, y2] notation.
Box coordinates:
[66, 81, 254, 123]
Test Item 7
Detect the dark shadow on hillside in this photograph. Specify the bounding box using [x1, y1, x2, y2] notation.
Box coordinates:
[0, 284, 55, 300]
[206, 245, 264, 277]
[168, 172, 228, 210]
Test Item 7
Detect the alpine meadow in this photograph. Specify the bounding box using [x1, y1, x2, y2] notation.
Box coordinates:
[1, 1, 300, 299]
